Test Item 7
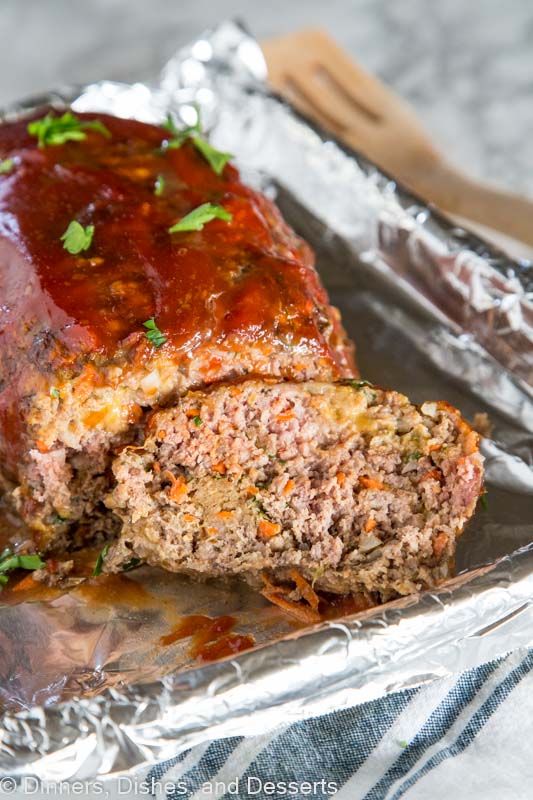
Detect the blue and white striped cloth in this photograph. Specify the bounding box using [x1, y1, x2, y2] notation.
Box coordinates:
[98, 647, 532, 799]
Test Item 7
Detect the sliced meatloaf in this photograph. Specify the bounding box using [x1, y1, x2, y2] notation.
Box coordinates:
[105, 381, 483, 599]
[0, 110, 355, 551]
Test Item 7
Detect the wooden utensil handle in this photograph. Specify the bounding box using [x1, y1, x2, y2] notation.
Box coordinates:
[263, 30, 533, 249]
[419, 162, 533, 247]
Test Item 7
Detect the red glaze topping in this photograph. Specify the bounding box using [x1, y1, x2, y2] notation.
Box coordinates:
[0, 110, 352, 372]
[159, 613, 255, 662]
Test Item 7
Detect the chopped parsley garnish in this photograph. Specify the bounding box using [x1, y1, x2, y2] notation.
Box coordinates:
[344, 379, 373, 389]
[93, 543, 110, 576]
[162, 111, 233, 175]
[250, 497, 268, 517]
[168, 202, 232, 233]
[50, 387, 61, 399]
[162, 113, 192, 145]
[0, 548, 45, 590]
[192, 137, 233, 176]
[61, 220, 94, 254]
[192, 415, 203, 427]
[28, 111, 111, 147]
[122, 557, 141, 572]
[143, 317, 166, 348]
[27, 111, 111, 148]
[404, 451, 422, 462]
[0, 158, 14, 174]
[397, 740, 408, 749]
[154, 174, 165, 196]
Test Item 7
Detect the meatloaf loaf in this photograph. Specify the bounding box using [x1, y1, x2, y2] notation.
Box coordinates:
[0, 108, 483, 600]
[106, 381, 483, 600]
[0, 109, 354, 551]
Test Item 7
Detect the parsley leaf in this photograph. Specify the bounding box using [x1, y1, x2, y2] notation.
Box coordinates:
[162, 111, 233, 175]
[61, 220, 94, 254]
[163, 113, 196, 147]
[154, 174, 166, 196]
[192, 136, 233, 175]
[28, 112, 111, 148]
[0, 158, 14, 174]
[403, 451, 422, 463]
[192, 415, 202, 427]
[0, 549, 46, 590]
[93, 543, 110, 577]
[143, 317, 167, 348]
[50, 387, 61, 399]
[344, 379, 373, 389]
[168, 203, 232, 233]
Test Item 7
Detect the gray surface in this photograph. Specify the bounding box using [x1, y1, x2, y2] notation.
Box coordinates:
[1, 0, 532, 195]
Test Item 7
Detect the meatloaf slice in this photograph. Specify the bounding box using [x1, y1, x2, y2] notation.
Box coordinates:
[0, 110, 355, 551]
[105, 381, 483, 600]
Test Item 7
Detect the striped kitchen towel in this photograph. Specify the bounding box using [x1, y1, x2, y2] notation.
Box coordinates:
[12, 647, 529, 799]
[91, 646, 531, 800]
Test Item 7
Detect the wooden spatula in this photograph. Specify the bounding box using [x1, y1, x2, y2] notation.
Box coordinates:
[262, 29, 533, 249]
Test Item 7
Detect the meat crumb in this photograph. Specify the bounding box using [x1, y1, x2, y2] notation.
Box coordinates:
[471, 412, 493, 438]
[33, 559, 74, 586]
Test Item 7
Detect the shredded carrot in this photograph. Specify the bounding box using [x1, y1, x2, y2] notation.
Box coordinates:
[153, 461, 161, 473]
[260, 590, 321, 623]
[11, 574, 38, 593]
[336, 471, 346, 486]
[283, 479, 295, 495]
[164, 470, 188, 503]
[429, 442, 441, 452]
[258, 519, 281, 538]
[288, 569, 320, 610]
[247, 485, 259, 496]
[359, 475, 385, 490]
[156, 430, 167, 440]
[183, 514, 198, 523]
[275, 412, 295, 423]
[292, 362, 307, 371]
[420, 469, 441, 483]
[208, 357, 222, 372]
[212, 461, 227, 475]
[216, 510, 234, 520]
[169, 482, 188, 503]
[128, 403, 143, 423]
[261, 573, 290, 595]
[364, 517, 377, 533]
[83, 408, 109, 428]
[464, 431, 479, 455]
[206, 527, 219, 536]
[36, 440, 49, 454]
[185, 408, 201, 418]
[432, 531, 449, 559]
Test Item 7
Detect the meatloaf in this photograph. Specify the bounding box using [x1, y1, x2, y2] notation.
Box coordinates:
[0, 110, 355, 551]
[106, 381, 483, 600]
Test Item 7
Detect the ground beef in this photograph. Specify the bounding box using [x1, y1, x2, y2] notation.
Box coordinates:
[0, 110, 355, 550]
[105, 381, 483, 600]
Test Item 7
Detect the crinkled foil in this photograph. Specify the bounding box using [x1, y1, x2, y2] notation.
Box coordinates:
[1, 21, 533, 780]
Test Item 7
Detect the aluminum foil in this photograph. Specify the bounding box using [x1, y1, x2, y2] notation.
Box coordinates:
[1, 20, 533, 781]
